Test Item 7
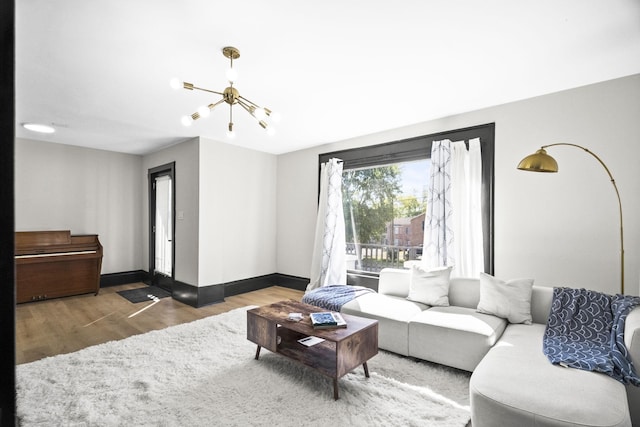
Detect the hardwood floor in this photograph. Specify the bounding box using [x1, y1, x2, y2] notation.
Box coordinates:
[15, 283, 304, 365]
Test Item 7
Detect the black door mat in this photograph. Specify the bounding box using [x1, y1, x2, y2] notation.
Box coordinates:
[117, 286, 172, 303]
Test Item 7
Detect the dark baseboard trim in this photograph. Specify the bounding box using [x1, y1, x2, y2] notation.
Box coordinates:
[169, 276, 274, 308]
[273, 273, 308, 291]
[170, 273, 310, 308]
[100, 270, 149, 287]
[223, 273, 309, 296]
[224, 274, 275, 298]
[99, 270, 311, 308]
[171, 280, 225, 308]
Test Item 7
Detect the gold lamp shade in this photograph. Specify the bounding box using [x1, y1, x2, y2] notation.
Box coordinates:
[517, 148, 559, 173]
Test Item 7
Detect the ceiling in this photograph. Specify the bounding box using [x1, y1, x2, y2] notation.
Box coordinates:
[15, 0, 640, 156]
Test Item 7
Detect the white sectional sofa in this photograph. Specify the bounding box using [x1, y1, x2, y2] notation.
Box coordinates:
[339, 267, 640, 427]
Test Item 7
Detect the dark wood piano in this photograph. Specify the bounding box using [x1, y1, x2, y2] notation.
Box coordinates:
[15, 230, 103, 303]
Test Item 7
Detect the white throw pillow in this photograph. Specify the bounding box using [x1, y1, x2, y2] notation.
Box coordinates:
[476, 273, 534, 324]
[406, 265, 453, 307]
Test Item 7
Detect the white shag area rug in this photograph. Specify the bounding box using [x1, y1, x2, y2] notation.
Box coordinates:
[17, 306, 471, 426]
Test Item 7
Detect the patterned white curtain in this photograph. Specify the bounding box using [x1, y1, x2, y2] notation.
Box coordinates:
[423, 139, 484, 277]
[307, 158, 347, 291]
[423, 140, 454, 269]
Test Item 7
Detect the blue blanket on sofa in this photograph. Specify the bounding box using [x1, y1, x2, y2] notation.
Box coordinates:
[543, 287, 640, 385]
[302, 285, 375, 312]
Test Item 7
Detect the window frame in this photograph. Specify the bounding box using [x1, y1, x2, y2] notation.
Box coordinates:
[319, 122, 495, 278]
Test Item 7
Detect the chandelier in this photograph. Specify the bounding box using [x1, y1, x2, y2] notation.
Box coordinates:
[171, 46, 278, 138]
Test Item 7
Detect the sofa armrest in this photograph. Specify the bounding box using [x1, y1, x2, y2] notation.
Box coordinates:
[624, 307, 640, 370]
[378, 268, 411, 298]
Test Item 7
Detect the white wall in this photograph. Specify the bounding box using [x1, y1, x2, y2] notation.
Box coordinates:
[142, 138, 200, 286]
[198, 138, 277, 285]
[15, 138, 143, 274]
[276, 74, 640, 296]
[141, 137, 278, 287]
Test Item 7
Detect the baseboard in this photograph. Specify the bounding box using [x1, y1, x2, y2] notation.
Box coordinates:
[223, 274, 276, 298]
[100, 270, 149, 287]
[273, 273, 308, 291]
[171, 273, 310, 308]
[100, 270, 311, 308]
[171, 280, 225, 308]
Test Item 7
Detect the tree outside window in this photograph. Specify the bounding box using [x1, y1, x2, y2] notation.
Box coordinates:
[343, 160, 429, 272]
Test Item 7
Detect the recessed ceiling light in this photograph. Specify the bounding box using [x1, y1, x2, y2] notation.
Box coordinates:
[22, 123, 56, 134]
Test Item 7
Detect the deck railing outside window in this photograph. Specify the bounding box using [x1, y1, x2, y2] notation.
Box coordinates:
[345, 242, 422, 272]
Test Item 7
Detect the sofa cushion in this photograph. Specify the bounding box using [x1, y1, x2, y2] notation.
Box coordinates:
[406, 265, 453, 307]
[341, 292, 428, 356]
[476, 273, 534, 324]
[448, 277, 482, 309]
[378, 267, 412, 297]
[530, 285, 553, 324]
[408, 306, 508, 372]
[470, 324, 631, 427]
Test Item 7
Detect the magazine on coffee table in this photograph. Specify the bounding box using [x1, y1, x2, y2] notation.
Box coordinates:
[310, 312, 347, 329]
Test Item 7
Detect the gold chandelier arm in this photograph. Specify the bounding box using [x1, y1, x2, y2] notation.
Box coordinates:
[236, 100, 269, 129]
[209, 99, 226, 110]
[187, 98, 226, 121]
[238, 96, 271, 113]
[236, 98, 254, 113]
[188, 84, 225, 97]
[238, 95, 260, 108]
[542, 143, 624, 294]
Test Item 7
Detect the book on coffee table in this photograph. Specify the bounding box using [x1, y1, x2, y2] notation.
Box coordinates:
[310, 312, 347, 329]
[297, 336, 325, 347]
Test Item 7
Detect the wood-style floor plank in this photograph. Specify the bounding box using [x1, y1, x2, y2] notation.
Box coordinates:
[15, 283, 304, 365]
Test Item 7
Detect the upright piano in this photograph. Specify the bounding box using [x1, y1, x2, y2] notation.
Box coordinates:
[15, 230, 103, 303]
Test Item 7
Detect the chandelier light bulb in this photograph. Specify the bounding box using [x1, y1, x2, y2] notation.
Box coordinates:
[197, 105, 210, 118]
[226, 122, 236, 139]
[181, 115, 192, 127]
[254, 107, 267, 121]
[225, 67, 238, 83]
[170, 78, 182, 90]
[269, 111, 282, 123]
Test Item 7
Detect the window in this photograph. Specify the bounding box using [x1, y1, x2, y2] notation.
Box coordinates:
[319, 123, 495, 276]
[341, 158, 430, 271]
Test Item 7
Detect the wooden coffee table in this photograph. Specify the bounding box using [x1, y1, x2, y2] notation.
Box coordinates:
[246, 299, 378, 400]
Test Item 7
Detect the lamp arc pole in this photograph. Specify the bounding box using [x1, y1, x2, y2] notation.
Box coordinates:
[520, 143, 624, 294]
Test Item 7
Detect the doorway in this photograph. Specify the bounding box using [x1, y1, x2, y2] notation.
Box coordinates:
[148, 163, 175, 291]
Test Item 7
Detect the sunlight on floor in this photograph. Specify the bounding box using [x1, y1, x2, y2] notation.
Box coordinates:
[128, 295, 163, 318]
[82, 311, 117, 327]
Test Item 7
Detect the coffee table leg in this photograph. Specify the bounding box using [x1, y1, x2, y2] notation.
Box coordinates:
[363, 362, 370, 378]
[333, 378, 339, 400]
[255, 345, 261, 360]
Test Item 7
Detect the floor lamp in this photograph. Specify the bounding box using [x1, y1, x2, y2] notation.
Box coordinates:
[517, 143, 625, 295]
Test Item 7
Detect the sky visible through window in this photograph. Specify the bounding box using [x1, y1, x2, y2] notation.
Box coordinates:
[399, 158, 430, 203]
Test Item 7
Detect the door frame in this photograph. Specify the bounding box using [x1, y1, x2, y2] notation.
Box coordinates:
[148, 162, 176, 290]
